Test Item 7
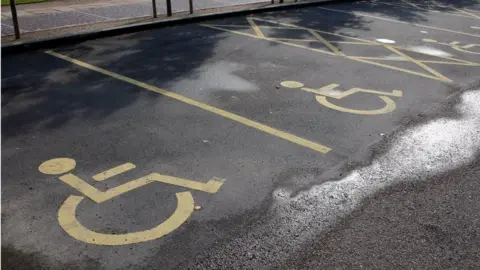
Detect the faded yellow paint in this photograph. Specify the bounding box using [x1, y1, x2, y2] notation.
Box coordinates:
[40, 158, 225, 245]
[452, 8, 480, 19]
[92, 163, 136, 181]
[347, 56, 446, 81]
[58, 192, 194, 245]
[422, 38, 480, 55]
[281, 81, 402, 115]
[202, 17, 479, 83]
[384, 45, 451, 82]
[307, 29, 345, 56]
[316, 6, 480, 38]
[280, 81, 305, 88]
[247, 17, 265, 38]
[46, 50, 331, 154]
[381, 1, 478, 19]
[452, 45, 480, 54]
[59, 172, 224, 203]
[39, 158, 76, 175]
[316, 95, 397, 115]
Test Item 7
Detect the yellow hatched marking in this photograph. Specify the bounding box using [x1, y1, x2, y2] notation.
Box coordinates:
[92, 163, 136, 181]
[346, 56, 445, 81]
[384, 45, 451, 82]
[451, 7, 480, 19]
[251, 17, 380, 44]
[46, 50, 331, 154]
[307, 29, 345, 56]
[421, 60, 480, 66]
[247, 17, 265, 38]
[203, 17, 479, 82]
[394, 46, 479, 65]
[202, 24, 336, 55]
[379, 1, 478, 19]
[316, 6, 480, 38]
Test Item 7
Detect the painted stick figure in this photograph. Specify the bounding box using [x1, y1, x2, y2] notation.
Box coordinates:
[39, 158, 225, 245]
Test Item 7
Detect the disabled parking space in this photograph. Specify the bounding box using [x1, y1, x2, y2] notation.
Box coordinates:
[2, 1, 480, 269]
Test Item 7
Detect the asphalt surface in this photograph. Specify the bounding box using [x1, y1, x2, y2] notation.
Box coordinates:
[1, 0, 268, 36]
[2, 0, 480, 269]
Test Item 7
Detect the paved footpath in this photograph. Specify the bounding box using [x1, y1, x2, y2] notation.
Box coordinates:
[2, 0, 480, 269]
[1, 0, 267, 36]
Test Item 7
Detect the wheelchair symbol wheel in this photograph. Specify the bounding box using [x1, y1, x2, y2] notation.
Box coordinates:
[58, 192, 194, 245]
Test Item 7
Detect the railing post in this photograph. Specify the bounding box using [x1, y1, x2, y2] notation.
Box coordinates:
[152, 0, 157, 18]
[189, 0, 193, 14]
[166, 0, 172, 16]
[9, 0, 20, 39]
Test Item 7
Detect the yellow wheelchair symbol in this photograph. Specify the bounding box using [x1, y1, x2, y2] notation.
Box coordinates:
[39, 158, 225, 246]
[281, 81, 403, 115]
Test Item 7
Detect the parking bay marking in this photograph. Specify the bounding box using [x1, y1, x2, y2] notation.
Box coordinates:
[45, 50, 331, 154]
[201, 17, 480, 82]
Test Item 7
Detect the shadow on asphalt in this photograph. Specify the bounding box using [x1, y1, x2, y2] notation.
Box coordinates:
[1, 0, 478, 140]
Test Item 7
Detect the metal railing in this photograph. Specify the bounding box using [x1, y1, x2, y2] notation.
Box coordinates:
[6, 0, 294, 40]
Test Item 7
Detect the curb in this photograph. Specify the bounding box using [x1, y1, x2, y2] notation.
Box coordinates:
[2, 0, 358, 54]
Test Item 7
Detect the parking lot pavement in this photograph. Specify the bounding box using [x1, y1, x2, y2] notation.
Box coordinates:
[2, 0, 480, 269]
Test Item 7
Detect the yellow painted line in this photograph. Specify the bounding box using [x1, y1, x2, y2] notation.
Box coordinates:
[332, 41, 378, 45]
[203, 23, 452, 82]
[46, 50, 331, 154]
[92, 162, 136, 181]
[250, 17, 380, 44]
[201, 24, 261, 39]
[59, 172, 224, 203]
[307, 29, 345, 56]
[463, 44, 479, 49]
[310, 85, 403, 99]
[247, 17, 265, 38]
[202, 24, 336, 56]
[380, 1, 477, 19]
[353, 56, 407, 61]
[308, 83, 339, 95]
[270, 38, 319, 42]
[316, 6, 480, 38]
[346, 56, 445, 81]
[150, 174, 224, 193]
[384, 45, 451, 82]
[210, 24, 297, 30]
[58, 192, 194, 245]
[395, 45, 479, 65]
[452, 8, 480, 19]
[316, 95, 398, 115]
[463, 8, 480, 14]
[420, 60, 480, 66]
